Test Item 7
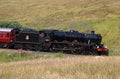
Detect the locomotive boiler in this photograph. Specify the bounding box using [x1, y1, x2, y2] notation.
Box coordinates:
[39, 29, 108, 55]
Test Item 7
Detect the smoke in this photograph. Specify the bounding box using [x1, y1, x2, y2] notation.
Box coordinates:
[68, 21, 94, 33]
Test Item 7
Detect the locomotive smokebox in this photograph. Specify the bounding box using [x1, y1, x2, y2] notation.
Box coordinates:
[91, 31, 95, 34]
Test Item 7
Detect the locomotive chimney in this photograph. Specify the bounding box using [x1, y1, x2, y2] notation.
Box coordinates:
[91, 31, 95, 34]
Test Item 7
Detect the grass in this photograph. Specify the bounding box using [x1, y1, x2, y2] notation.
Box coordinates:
[0, 49, 119, 79]
[0, 49, 119, 63]
[54, 53, 64, 58]
[0, 50, 65, 62]
[109, 49, 120, 56]
[0, 56, 120, 79]
[0, 51, 39, 62]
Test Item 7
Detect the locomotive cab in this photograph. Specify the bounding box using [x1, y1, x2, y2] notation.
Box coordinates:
[85, 31, 102, 45]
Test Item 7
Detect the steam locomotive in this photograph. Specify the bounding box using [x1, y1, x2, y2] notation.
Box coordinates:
[0, 27, 108, 55]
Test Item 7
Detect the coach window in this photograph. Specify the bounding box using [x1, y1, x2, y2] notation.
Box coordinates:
[10, 32, 14, 37]
[7, 33, 9, 37]
[0, 33, 2, 37]
[4, 33, 7, 38]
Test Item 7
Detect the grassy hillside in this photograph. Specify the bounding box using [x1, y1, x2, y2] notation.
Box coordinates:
[0, 0, 120, 48]
[0, 56, 120, 79]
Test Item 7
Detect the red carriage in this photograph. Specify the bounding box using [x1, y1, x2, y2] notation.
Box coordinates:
[0, 28, 15, 48]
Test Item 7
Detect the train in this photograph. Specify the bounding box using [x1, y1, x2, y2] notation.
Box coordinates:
[0, 27, 109, 55]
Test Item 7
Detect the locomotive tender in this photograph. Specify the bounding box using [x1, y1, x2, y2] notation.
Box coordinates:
[0, 27, 108, 55]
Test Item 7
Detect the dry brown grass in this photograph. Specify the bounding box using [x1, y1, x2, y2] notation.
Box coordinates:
[0, 56, 120, 79]
[0, 0, 120, 25]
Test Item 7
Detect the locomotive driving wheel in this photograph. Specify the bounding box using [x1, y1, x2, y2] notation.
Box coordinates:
[72, 40, 79, 44]
[14, 43, 22, 49]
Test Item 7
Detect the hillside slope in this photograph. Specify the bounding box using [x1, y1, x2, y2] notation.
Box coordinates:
[0, 0, 120, 48]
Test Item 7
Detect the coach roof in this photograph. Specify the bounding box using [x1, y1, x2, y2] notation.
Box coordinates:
[0, 28, 14, 32]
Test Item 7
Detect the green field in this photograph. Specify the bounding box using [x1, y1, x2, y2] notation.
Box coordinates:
[0, 49, 65, 62]
[0, 0, 120, 49]
[0, 49, 119, 63]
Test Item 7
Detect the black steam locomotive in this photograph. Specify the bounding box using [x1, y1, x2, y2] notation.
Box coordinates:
[0, 27, 108, 55]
